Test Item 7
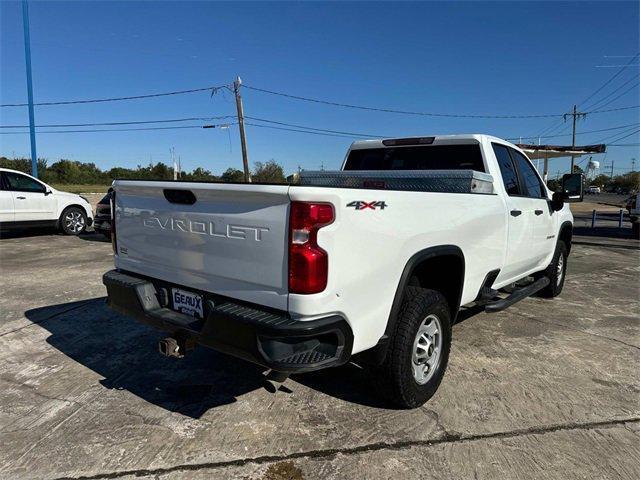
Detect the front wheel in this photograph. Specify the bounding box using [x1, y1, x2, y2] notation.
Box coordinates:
[537, 241, 567, 298]
[59, 207, 87, 235]
[373, 287, 452, 408]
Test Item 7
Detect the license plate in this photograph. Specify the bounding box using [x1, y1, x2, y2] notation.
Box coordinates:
[171, 288, 203, 318]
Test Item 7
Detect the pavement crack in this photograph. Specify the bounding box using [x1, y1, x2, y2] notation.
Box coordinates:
[48, 417, 640, 480]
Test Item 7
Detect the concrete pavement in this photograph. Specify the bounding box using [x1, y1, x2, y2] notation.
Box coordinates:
[0, 230, 638, 479]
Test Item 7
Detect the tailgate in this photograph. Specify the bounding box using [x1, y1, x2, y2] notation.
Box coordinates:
[112, 180, 291, 310]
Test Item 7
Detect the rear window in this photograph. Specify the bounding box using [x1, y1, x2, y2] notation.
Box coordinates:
[343, 144, 485, 172]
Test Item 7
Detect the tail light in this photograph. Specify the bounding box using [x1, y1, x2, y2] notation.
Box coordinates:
[110, 190, 117, 255]
[288, 201, 334, 294]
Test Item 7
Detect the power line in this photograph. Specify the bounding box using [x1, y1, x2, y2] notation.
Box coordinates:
[0, 115, 234, 128]
[243, 84, 567, 119]
[0, 84, 231, 107]
[0, 116, 236, 128]
[245, 123, 362, 139]
[534, 53, 639, 139]
[507, 122, 640, 141]
[595, 124, 640, 143]
[583, 74, 639, 111]
[245, 116, 385, 137]
[245, 84, 639, 118]
[0, 123, 235, 134]
[578, 53, 639, 106]
[602, 128, 640, 144]
[583, 82, 639, 112]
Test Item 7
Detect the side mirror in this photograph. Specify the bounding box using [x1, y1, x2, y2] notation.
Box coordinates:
[561, 173, 584, 203]
[550, 173, 583, 211]
[44, 189, 53, 196]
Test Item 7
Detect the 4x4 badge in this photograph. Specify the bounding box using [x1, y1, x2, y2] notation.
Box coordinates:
[346, 201, 388, 210]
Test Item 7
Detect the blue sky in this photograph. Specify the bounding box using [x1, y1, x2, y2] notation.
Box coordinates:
[1, 1, 638, 176]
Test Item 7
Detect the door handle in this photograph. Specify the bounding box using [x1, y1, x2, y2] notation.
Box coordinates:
[16, 196, 26, 200]
[535, 209, 544, 216]
[510, 209, 522, 217]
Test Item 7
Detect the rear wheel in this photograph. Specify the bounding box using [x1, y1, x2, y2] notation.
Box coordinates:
[373, 287, 451, 408]
[59, 207, 87, 235]
[537, 241, 567, 298]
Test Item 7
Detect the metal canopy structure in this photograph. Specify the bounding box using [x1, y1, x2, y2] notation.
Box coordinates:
[515, 143, 606, 182]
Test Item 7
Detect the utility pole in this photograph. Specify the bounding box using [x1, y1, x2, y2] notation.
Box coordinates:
[564, 105, 586, 173]
[610, 160, 614, 178]
[233, 76, 251, 182]
[21, 0, 38, 178]
[632, 158, 636, 172]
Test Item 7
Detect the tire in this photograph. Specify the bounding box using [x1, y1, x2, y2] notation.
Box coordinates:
[59, 207, 87, 235]
[537, 241, 567, 298]
[373, 287, 452, 409]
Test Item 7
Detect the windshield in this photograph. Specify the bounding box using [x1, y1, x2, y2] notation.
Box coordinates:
[343, 144, 485, 172]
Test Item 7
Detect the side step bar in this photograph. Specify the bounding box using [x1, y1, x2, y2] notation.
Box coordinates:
[484, 277, 550, 313]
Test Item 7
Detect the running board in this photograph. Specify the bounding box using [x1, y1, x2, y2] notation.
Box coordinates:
[484, 277, 550, 313]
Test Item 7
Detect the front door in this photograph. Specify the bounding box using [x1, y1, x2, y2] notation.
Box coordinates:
[508, 148, 556, 268]
[0, 173, 15, 223]
[3, 171, 56, 222]
[491, 143, 539, 283]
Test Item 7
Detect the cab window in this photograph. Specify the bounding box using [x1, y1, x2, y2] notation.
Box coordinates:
[491, 144, 520, 196]
[344, 144, 485, 172]
[3, 171, 46, 193]
[509, 149, 545, 199]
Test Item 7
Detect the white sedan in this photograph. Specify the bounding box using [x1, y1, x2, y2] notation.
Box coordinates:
[0, 168, 94, 235]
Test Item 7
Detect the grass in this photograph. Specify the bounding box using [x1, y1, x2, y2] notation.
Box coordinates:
[51, 184, 111, 194]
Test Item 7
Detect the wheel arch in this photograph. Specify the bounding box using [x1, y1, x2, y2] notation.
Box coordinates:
[356, 245, 465, 366]
[559, 221, 573, 254]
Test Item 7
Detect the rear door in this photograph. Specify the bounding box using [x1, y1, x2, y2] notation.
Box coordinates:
[508, 148, 555, 268]
[3, 171, 56, 221]
[0, 173, 15, 223]
[113, 181, 291, 310]
[492, 143, 538, 282]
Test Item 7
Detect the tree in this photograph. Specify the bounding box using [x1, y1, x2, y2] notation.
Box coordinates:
[546, 179, 560, 192]
[610, 172, 640, 193]
[149, 162, 172, 180]
[0, 157, 48, 178]
[591, 174, 611, 188]
[221, 168, 244, 182]
[252, 160, 286, 183]
[184, 167, 218, 182]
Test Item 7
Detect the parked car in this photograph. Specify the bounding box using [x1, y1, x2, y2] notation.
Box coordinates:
[94, 188, 113, 239]
[586, 186, 601, 194]
[103, 134, 582, 408]
[0, 168, 94, 235]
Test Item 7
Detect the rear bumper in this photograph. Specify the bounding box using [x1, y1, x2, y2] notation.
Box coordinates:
[93, 214, 111, 232]
[102, 270, 353, 373]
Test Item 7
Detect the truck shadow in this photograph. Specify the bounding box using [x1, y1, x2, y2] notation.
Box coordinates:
[24, 298, 393, 417]
[25, 298, 269, 418]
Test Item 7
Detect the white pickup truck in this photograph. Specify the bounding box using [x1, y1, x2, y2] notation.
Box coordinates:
[103, 134, 583, 408]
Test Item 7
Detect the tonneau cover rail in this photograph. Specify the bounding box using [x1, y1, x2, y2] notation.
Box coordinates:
[298, 169, 494, 194]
